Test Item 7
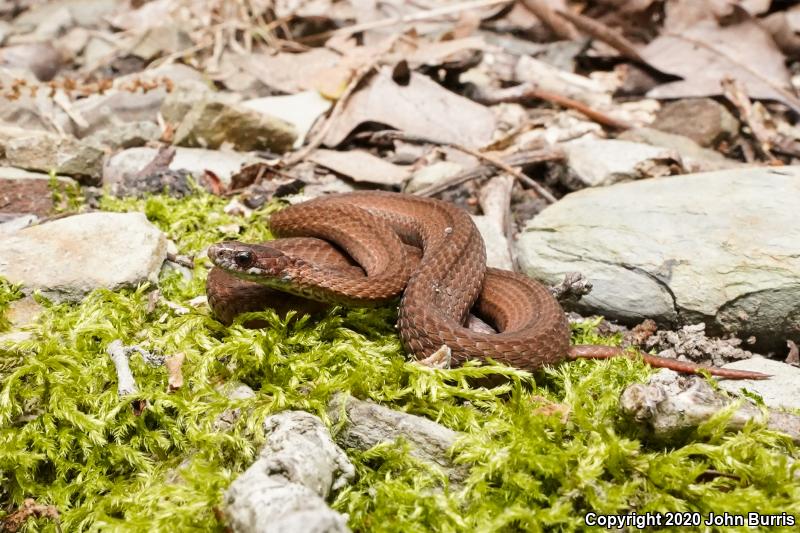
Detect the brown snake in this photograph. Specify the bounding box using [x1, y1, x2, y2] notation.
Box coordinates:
[206, 191, 767, 380]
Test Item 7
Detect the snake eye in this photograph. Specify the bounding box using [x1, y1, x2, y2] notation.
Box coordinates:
[233, 250, 254, 268]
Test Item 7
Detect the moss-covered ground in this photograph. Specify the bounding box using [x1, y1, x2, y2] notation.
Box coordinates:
[0, 191, 797, 532]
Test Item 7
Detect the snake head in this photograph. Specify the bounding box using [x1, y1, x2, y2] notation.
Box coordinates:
[208, 241, 291, 280]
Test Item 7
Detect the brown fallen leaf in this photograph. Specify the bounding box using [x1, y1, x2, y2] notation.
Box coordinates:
[323, 67, 496, 148]
[309, 148, 410, 186]
[241, 48, 340, 94]
[640, 14, 800, 112]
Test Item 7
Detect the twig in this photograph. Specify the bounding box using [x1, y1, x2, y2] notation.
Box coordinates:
[107, 340, 138, 397]
[279, 55, 384, 168]
[416, 146, 565, 198]
[358, 130, 560, 202]
[555, 8, 645, 63]
[447, 142, 558, 203]
[721, 77, 780, 164]
[519, 0, 579, 40]
[470, 82, 633, 130]
[478, 175, 516, 267]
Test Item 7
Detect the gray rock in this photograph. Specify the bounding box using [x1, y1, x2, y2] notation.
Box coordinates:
[560, 138, 681, 189]
[86, 121, 161, 149]
[225, 411, 352, 533]
[517, 166, 800, 352]
[617, 127, 742, 173]
[103, 146, 265, 188]
[652, 98, 739, 148]
[72, 90, 170, 137]
[1, 129, 104, 183]
[0, 212, 167, 302]
[719, 358, 800, 411]
[172, 97, 297, 153]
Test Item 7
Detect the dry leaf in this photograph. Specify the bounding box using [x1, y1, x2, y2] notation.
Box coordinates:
[640, 17, 800, 112]
[309, 148, 409, 185]
[761, 5, 800, 56]
[243, 48, 340, 94]
[324, 67, 496, 148]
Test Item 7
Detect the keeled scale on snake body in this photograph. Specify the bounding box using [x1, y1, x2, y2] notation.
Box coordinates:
[206, 191, 768, 380]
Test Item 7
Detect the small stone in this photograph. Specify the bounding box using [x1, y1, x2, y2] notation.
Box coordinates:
[404, 161, 463, 193]
[86, 121, 161, 149]
[0, 129, 104, 183]
[560, 138, 682, 189]
[618, 127, 742, 172]
[652, 98, 739, 148]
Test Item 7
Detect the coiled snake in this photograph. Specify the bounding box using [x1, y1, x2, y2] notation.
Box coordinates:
[206, 191, 766, 380]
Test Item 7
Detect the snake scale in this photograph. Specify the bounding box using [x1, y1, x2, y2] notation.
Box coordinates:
[206, 191, 767, 380]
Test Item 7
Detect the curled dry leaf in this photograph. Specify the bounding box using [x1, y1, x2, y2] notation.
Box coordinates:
[640, 16, 800, 112]
[323, 67, 496, 148]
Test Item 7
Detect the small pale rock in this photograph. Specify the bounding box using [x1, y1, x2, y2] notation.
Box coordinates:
[719, 358, 800, 410]
[652, 98, 739, 148]
[0, 212, 167, 302]
[404, 161, 463, 193]
[159, 81, 227, 124]
[617, 127, 742, 172]
[560, 138, 682, 189]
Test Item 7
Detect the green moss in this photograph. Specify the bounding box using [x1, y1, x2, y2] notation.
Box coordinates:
[0, 279, 23, 332]
[1, 190, 798, 532]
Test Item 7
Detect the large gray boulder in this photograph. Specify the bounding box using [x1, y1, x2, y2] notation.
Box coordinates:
[517, 166, 800, 351]
[0, 212, 167, 302]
